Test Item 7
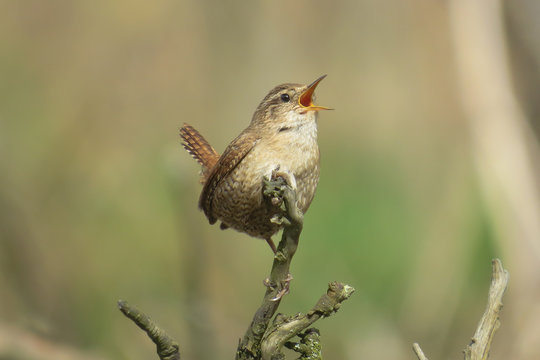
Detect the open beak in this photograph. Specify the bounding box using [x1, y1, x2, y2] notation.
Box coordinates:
[299, 74, 332, 111]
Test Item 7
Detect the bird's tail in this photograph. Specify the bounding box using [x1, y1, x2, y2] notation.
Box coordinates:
[180, 124, 220, 182]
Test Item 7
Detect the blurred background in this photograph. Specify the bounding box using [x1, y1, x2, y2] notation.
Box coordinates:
[1, 0, 540, 359]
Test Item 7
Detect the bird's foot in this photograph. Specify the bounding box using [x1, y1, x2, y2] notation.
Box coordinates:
[270, 213, 291, 226]
[263, 174, 288, 208]
[263, 169, 301, 226]
[263, 273, 294, 301]
[271, 169, 297, 191]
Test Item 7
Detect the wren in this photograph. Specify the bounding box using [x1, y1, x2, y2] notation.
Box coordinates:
[180, 75, 330, 252]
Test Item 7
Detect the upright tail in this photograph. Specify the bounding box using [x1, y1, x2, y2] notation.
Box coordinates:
[180, 123, 220, 182]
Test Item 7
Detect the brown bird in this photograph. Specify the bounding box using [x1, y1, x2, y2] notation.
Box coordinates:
[180, 75, 330, 252]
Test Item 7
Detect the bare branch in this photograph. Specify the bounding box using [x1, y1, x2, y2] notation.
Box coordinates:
[284, 329, 322, 360]
[463, 259, 509, 360]
[261, 282, 354, 360]
[120, 177, 354, 360]
[413, 259, 509, 360]
[236, 177, 304, 359]
[118, 300, 180, 360]
[412, 343, 429, 360]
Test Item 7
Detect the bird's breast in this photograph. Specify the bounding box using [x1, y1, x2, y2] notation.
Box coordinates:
[242, 120, 321, 211]
[209, 118, 320, 239]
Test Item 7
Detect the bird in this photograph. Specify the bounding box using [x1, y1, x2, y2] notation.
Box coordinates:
[180, 75, 330, 252]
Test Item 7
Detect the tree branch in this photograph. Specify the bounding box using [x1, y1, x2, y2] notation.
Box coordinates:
[463, 259, 509, 360]
[236, 177, 304, 359]
[118, 300, 180, 360]
[284, 329, 322, 360]
[413, 259, 509, 360]
[261, 282, 355, 360]
[119, 176, 354, 360]
[412, 342, 429, 360]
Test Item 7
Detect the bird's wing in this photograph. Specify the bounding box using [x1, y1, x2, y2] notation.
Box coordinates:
[199, 130, 260, 224]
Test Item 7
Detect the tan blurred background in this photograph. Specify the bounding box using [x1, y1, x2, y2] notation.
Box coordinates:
[1, 0, 540, 359]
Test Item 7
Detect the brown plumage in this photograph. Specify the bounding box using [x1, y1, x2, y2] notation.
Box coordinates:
[180, 76, 329, 252]
[179, 124, 220, 182]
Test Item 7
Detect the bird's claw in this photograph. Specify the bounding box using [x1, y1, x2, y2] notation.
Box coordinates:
[270, 214, 291, 226]
[263, 175, 288, 201]
[263, 277, 273, 288]
[265, 273, 294, 301]
[271, 170, 296, 191]
[264, 170, 297, 226]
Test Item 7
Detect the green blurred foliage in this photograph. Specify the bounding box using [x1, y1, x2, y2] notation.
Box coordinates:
[1, 0, 539, 359]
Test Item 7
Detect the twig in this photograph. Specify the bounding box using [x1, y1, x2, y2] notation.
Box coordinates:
[412, 343, 429, 360]
[413, 259, 509, 360]
[118, 300, 180, 360]
[284, 328, 322, 360]
[119, 176, 354, 360]
[463, 259, 509, 360]
[261, 282, 355, 360]
[236, 179, 304, 359]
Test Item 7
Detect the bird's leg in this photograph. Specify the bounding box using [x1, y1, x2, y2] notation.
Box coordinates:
[263, 273, 294, 301]
[265, 237, 277, 254]
[270, 273, 293, 301]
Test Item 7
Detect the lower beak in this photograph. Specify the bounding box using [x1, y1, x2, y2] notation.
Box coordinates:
[299, 75, 332, 111]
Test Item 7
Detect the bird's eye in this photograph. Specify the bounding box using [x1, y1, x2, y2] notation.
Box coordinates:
[280, 93, 290, 102]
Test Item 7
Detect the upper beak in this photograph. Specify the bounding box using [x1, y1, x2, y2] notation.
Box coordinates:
[299, 74, 332, 111]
